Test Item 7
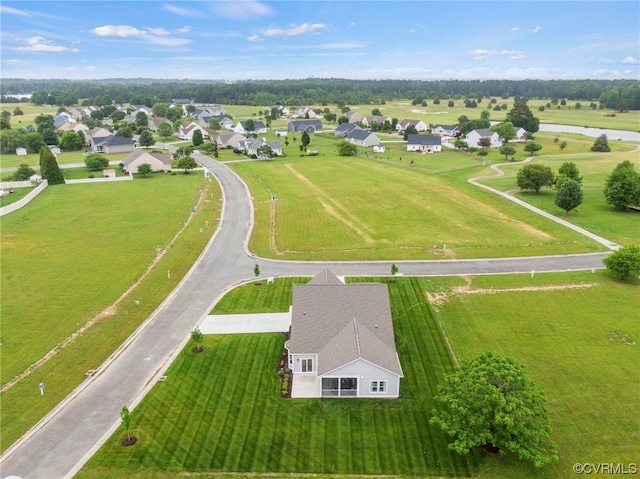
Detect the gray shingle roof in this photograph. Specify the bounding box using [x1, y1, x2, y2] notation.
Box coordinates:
[407, 134, 441, 146]
[346, 129, 373, 141]
[288, 270, 403, 376]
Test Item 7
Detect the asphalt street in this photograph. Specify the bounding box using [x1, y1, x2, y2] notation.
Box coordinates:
[0, 151, 613, 479]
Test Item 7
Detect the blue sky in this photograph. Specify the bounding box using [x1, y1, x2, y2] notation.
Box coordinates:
[1, 1, 638, 81]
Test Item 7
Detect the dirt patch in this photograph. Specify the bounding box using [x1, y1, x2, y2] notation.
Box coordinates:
[427, 282, 597, 309]
[1, 187, 212, 394]
[320, 201, 375, 244]
[268, 198, 284, 255]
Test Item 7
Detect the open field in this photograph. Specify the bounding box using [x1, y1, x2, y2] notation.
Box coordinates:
[1, 173, 221, 451]
[77, 272, 639, 478]
[77, 276, 479, 478]
[478, 150, 640, 245]
[0, 187, 33, 206]
[229, 137, 606, 260]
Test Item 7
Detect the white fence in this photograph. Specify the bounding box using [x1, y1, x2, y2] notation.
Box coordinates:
[0, 180, 36, 188]
[0, 180, 48, 217]
[65, 176, 133, 185]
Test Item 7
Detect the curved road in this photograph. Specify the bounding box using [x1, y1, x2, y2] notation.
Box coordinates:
[0, 152, 612, 479]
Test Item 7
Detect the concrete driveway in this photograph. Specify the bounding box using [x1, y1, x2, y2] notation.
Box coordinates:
[199, 312, 291, 334]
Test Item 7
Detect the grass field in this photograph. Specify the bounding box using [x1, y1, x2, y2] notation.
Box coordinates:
[1, 173, 222, 451]
[229, 136, 606, 260]
[478, 151, 640, 245]
[0, 187, 33, 206]
[77, 276, 480, 478]
[77, 272, 639, 479]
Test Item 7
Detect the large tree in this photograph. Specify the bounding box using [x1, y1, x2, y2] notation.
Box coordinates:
[39, 146, 65, 184]
[557, 162, 582, 186]
[517, 163, 554, 194]
[591, 134, 611, 152]
[337, 140, 357, 156]
[176, 156, 198, 173]
[603, 160, 640, 211]
[430, 352, 558, 468]
[523, 142, 542, 156]
[490, 121, 516, 142]
[603, 243, 640, 281]
[192, 129, 203, 147]
[499, 145, 516, 161]
[139, 130, 155, 148]
[137, 163, 153, 177]
[12, 163, 36, 181]
[84, 154, 109, 171]
[59, 131, 83, 150]
[301, 131, 311, 147]
[506, 101, 540, 133]
[157, 122, 173, 138]
[554, 179, 583, 214]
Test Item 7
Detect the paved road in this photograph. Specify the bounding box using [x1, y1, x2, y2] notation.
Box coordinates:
[0, 152, 612, 479]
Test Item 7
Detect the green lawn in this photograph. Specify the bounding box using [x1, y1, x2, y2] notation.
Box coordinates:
[479, 151, 640, 245]
[1, 173, 222, 451]
[230, 145, 605, 260]
[78, 272, 639, 479]
[1, 149, 130, 169]
[0, 186, 34, 206]
[77, 276, 479, 478]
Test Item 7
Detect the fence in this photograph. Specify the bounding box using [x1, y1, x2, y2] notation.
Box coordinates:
[65, 176, 132, 185]
[0, 180, 49, 217]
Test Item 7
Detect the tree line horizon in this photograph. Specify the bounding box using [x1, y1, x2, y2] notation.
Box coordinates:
[1, 78, 638, 111]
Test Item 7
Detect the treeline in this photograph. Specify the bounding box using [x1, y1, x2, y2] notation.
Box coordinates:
[1, 78, 639, 110]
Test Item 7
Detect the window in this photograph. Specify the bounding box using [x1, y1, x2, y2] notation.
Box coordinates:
[301, 358, 313, 372]
[370, 380, 387, 393]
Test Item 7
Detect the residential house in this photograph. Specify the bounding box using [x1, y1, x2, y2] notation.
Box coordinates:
[275, 130, 288, 137]
[431, 124, 460, 137]
[285, 269, 403, 399]
[406, 134, 442, 152]
[291, 107, 319, 119]
[91, 134, 135, 154]
[287, 119, 323, 133]
[373, 145, 386, 153]
[53, 113, 73, 128]
[212, 131, 247, 149]
[85, 127, 112, 146]
[334, 123, 361, 138]
[346, 129, 381, 147]
[514, 127, 528, 142]
[233, 120, 267, 135]
[122, 149, 172, 174]
[178, 121, 209, 141]
[361, 115, 390, 128]
[345, 111, 362, 124]
[238, 139, 282, 158]
[465, 128, 503, 148]
[199, 114, 233, 130]
[130, 105, 153, 115]
[148, 117, 173, 132]
[396, 119, 429, 133]
[271, 104, 290, 117]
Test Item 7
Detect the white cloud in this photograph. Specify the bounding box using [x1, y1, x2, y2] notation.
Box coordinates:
[163, 4, 205, 17]
[64, 66, 77, 71]
[87, 66, 97, 71]
[470, 49, 496, 60]
[72, 48, 80, 53]
[247, 35, 263, 42]
[0, 5, 31, 16]
[533, 26, 542, 33]
[622, 56, 639, 64]
[91, 25, 147, 37]
[146, 36, 191, 47]
[147, 28, 170, 36]
[500, 50, 524, 60]
[263, 23, 325, 37]
[175, 26, 192, 34]
[512, 26, 520, 32]
[594, 57, 614, 65]
[208, 1, 273, 20]
[16, 36, 68, 52]
[320, 41, 366, 49]
[349, 22, 356, 26]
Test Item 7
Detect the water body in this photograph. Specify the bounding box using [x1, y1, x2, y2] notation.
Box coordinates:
[538, 123, 640, 142]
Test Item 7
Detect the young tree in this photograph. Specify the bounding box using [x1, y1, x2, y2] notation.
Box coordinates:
[256, 144, 275, 159]
[243, 119, 255, 134]
[403, 124, 418, 141]
[557, 162, 582, 185]
[554, 179, 583, 215]
[499, 145, 517, 161]
[120, 405, 132, 442]
[135, 111, 149, 128]
[192, 129, 203, 147]
[176, 156, 198, 173]
[1, 110, 11, 130]
[371, 108, 382, 116]
[558, 141, 568, 151]
[85, 154, 109, 171]
[390, 263, 398, 275]
[430, 352, 558, 468]
[517, 163, 554, 194]
[58, 131, 83, 150]
[337, 140, 358, 156]
[603, 243, 640, 281]
[253, 263, 260, 277]
[138, 130, 155, 148]
[301, 131, 311, 147]
[478, 137, 492, 148]
[191, 327, 203, 352]
[137, 163, 153, 177]
[39, 146, 65, 184]
[603, 160, 640, 211]
[453, 139, 468, 150]
[523, 142, 542, 156]
[591, 134, 611, 152]
[208, 118, 221, 131]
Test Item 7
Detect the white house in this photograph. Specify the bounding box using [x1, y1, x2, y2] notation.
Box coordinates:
[122, 149, 172, 174]
[238, 139, 282, 158]
[178, 121, 209, 141]
[285, 270, 403, 399]
[466, 128, 503, 148]
[233, 121, 267, 135]
[396, 119, 429, 133]
[406, 134, 442, 152]
[514, 127, 528, 142]
[431, 124, 460, 137]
